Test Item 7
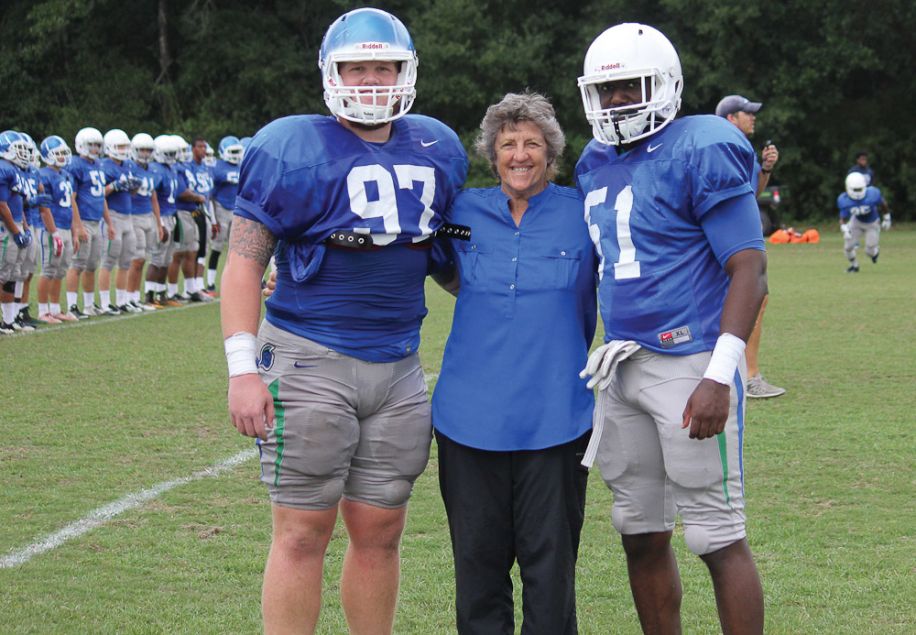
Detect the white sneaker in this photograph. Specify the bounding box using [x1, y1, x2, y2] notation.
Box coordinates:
[746, 374, 786, 399]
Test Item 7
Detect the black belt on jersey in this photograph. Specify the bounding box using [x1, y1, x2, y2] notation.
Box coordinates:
[325, 223, 472, 250]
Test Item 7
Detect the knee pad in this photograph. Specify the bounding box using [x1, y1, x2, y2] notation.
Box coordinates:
[683, 521, 745, 556]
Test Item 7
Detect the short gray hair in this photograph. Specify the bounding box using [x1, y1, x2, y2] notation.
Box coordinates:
[475, 91, 566, 180]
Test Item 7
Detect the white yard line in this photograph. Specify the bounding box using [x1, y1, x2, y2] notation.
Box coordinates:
[0, 448, 255, 569]
[2, 373, 442, 568]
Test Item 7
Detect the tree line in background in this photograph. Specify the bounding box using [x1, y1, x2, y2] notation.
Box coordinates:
[2, 0, 914, 221]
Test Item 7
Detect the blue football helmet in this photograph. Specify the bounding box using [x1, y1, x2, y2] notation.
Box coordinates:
[218, 135, 243, 164]
[318, 8, 418, 124]
[0, 130, 32, 168]
[40, 135, 73, 168]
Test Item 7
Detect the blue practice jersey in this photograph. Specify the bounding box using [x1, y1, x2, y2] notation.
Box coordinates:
[130, 163, 160, 216]
[837, 186, 884, 223]
[102, 158, 135, 214]
[211, 159, 240, 209]
[0, 159, 25, 223]
[149, 163, 178, 217]
[174, 163, 198, 212]
[576, 115, 765, 354]
[22, 166, 43, 227]
[237, 114, 468, 362]
[39, 167, 75, 230]
[68, 156, 107, 221]
[189, 160, 213, 198]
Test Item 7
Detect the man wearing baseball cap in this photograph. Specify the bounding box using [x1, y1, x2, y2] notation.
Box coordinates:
[716, 94, 786, 400]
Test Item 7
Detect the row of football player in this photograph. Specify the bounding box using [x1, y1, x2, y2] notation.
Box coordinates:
[0, 128, 249, 333]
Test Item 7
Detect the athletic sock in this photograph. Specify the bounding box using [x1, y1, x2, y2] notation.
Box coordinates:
[39, 302, 50, 315]
[167, 283, 178, 297]
[51, 303, 61, 314]
[2, 303, 15, 324]
[67, 291, 78, 308]
[83, 292, 95, 307]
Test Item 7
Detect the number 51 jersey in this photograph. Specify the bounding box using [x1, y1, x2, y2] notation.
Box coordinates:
[236, 114, 468, 362]
[576, 115, 764, 355]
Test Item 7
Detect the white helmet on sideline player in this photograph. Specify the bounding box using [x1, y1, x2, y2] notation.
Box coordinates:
[75, 127, 104, 158]
[154, 134, 179, 165]
[131, 133, 155, 165]
[578, 23, 683, 146]
[104, 129, 132, 161]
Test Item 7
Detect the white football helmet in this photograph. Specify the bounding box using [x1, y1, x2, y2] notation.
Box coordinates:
[75, 127, 104, 158]
[103, 129, 132, 161]
[578, 23, 683, 146]
[40, 135, 73, 168]
[0, 130, 32, 168]
[845, 172, 868, 201]
[319, 8, 418, 125]
[131, 133, 155, 165]
[204, 143, 216, 166]
[21, 132, 39, 167]
[171, 135, 191, 163]
[218, 136, 243, 164]
[154, 134, 179, 165]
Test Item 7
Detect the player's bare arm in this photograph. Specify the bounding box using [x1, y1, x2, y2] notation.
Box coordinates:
[221, 216, 277, 440]
[684, 248, 767, 439]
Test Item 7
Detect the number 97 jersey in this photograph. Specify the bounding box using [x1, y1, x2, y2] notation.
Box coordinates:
[576, 115, 764, 355]
[236, 114, 467, 246]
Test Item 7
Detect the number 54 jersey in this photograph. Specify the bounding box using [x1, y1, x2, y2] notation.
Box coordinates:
[236, 114, 468, 362]
[575, 115, 764, 355]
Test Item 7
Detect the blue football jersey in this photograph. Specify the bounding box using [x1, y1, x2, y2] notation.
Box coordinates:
[837, 186, 884, 223]
[0, 159, 25, 223]
[39, 167, 74, 230]
[102, 158, 135, 213]
[69, 156, 107, 221]
[190, 160, 212, 198]
[129, 163, 160, 216]
[576, 115, 764, 354]
[174, 163, 198, 212]
[149, 163, 178, 217]
[237, 114, 468, 362]
[211, 160, 240, 209]
[22, 166, 42, 227]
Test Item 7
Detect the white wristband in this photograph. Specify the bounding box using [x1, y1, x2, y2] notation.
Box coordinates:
[224, 332, 258, 377]
[703, 333, 746, 386]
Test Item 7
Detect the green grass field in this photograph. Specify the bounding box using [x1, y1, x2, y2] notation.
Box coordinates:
[1, 228, 914, 634]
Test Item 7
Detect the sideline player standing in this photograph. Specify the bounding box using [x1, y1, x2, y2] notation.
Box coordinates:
[220, 8, 467, 634]
[838, 172, 890, 273]
[576, 23, 766, 634]
[206, 135, 243, 293]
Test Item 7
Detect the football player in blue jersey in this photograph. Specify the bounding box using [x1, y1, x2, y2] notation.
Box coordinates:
[0, 130, 36, 333]
[188, 136, 217, 301]
[838, 172, 890, 273]
[128, 133, 166, 311]
[166, 135, 208, 302]
[66, 127, 116, 319]
[206, 135, 243, 294]
[576, 24, 766, 634]
[13, 133, 48, 330]
[37, 135, 82, 323]
[99, 129, 139, 314]
[220, 8, 467, 633]
[145, 135, 182, 307]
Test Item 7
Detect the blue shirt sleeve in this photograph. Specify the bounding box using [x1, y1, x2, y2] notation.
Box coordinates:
[688, 121, 756, 220]
[700, 192, 765, 266]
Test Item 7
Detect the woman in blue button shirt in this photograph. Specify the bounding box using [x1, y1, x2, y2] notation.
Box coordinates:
[432, 92, 597, 634]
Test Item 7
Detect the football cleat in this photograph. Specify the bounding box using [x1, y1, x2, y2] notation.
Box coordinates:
[102, 303, 122, 315]
[17, 307, 42, 328]
[871, 253, 879, 264]
[54, 312, 78, 322]
[0, 322, 15, 335]
[11, 317, 35, 332]
[38, 313, 62, 324]
[68, 304, 90, 320]
[846, 264, 860, 273]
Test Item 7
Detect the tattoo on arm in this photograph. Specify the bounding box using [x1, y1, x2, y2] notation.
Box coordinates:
[229, 217, 277, 266]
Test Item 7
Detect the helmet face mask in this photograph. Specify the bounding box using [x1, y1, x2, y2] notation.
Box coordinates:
[845, 172, 867, 200]
[578, 23, 683, 146]
[40, 135, 72, 168]
[319, 8, 418, 125]
[75, 127, 104, 159]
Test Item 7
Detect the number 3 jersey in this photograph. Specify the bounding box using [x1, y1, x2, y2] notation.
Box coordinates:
[576, 115, 765, 355]
[236, 114, 468, 362]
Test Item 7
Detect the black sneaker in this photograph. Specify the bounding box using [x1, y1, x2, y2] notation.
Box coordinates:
[12, 315, 35, 332]
[871, 253, 879, 264]
[68, 304, 90, 320]
[17, 306, 42, 328]
[101, 303, 121, 316]
[0, 322, 15, 335]
[846, 264, 860, 273]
